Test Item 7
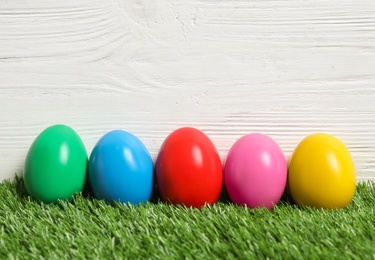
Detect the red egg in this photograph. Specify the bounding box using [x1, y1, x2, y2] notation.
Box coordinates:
[155, 127, 223, 208]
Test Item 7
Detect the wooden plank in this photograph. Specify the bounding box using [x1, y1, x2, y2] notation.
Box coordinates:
[0, 0, 374, 181]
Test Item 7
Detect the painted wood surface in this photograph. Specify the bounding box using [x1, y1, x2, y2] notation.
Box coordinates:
[0, 0, 374, 181]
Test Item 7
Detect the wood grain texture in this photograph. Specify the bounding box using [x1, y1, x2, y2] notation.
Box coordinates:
[0, 0, 374, 181]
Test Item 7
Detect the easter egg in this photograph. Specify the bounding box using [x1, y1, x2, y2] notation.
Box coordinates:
[288, 133, 356, 209]
[24, 124, 87, 203]
[155, 127, 222, 208]
[224, 133, 287, 209]
[88, 130, 153, 204]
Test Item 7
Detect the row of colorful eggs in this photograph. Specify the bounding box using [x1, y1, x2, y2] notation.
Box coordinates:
[23, 125, 356, 210]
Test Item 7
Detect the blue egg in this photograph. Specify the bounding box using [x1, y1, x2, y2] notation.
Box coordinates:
[88, 130, 154, 204]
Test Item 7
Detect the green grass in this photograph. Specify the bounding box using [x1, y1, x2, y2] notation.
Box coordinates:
[1, 178, 375, 259]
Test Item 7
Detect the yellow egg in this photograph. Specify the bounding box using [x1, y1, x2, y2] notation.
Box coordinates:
[288, 133, 356, 209]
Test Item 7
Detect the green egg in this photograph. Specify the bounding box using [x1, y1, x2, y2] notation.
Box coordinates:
[24, 124, 87, 203]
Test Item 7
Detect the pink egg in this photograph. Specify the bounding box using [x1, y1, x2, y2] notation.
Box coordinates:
[224, 133, 287, 209]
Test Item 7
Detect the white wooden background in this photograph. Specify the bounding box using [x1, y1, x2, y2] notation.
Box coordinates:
[0, 0, 374, 181]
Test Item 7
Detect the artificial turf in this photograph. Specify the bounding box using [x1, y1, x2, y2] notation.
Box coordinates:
[1, 177, 375, 259]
